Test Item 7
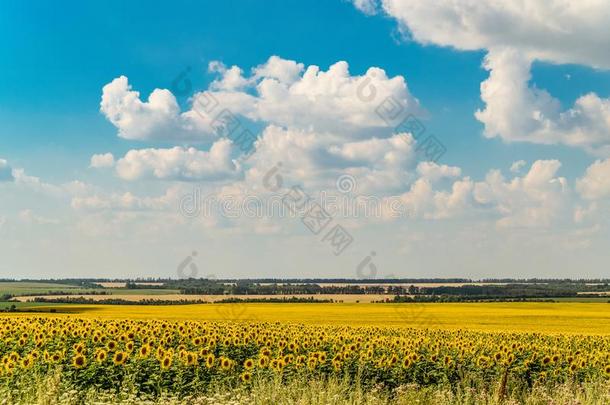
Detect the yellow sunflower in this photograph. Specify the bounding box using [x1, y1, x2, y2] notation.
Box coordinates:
[206, 354, 215, 369]
[72, 354, 86, 369]
[139, 345, 151, 358]
[113, 351, 128, 366]
[240, 371, 252, 383]
[161, 355, 172, 370]
[95, 349, 108, 363]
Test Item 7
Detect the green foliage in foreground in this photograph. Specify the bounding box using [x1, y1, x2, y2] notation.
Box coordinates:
[1, 372, 609, 405]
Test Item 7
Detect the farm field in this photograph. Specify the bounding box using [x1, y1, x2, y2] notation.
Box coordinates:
[0, 281, 85, 296]
[3, 297, 610, 403]
[314, 282, 508, 288]
[95, 282, 165, 288]
[1, 303, 609, 404]
[544, 297, 610, 303]
[14, 293, 392, 303]
[0, 281, 180, 298]
[0, 301, 70, 311]
[4, 302, 610, 334]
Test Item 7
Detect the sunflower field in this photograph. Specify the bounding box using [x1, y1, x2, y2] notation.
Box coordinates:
[0, 316, 609, 403]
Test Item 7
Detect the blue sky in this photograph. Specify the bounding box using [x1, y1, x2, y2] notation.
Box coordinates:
[1, 0, 610, 278]
[2, 0, 605, 180]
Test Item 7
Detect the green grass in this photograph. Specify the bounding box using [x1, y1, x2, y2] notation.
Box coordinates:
[0, 301, 74, 314]
[0, 281, 180, 299]
[545, 297, 610, 303]
[2, 372, 609, 404]
[0, 301, 61, 309]
[0, 282, 82, 289]
[0, 281, 85, 296]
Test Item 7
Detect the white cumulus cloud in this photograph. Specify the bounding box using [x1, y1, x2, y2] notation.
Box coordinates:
[379, 0, 610, 68]
[475, 48, 610, 154]
[101, 56, 423, 143]
[115, 140, 240, 181]
[355, 1, 610, 154]
[416, 161, 461, 182]
[474, 160, 569, 228]
[510, 160, 527, 174]
[576, 158, 610, 200]
[90, 153, 115, 168]
[244, 125, 418, 194]
[100, 75, 215, 142]
[350, 0, 379, 16]
[207, 57, 422, 136]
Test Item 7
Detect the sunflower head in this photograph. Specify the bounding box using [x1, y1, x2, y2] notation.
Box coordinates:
[308, 357, 317, 369]
[206, 354, 215, 369]
[72, 355, 86, 369]
[95, 349, 108, 363]
[221, 357, 232, 370]
[185, 352, 197, 366]
[161, 356, 172, 370]
[113, 351, 128, 366]
[477, 356, 490, 367]
[21, 357, 32, 369]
